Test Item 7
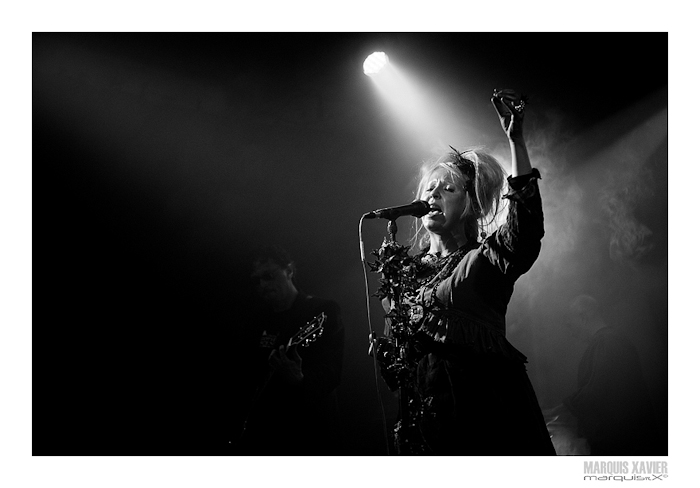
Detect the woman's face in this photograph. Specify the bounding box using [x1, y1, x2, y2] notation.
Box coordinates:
[420, 167, 468, 235]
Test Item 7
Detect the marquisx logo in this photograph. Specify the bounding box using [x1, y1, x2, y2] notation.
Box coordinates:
[583, 461, 669, 481]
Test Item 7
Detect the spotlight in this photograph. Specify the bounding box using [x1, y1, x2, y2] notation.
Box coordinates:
[363, 52, 389, 76]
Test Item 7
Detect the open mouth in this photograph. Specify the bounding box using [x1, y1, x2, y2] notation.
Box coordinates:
[428, 205, 443, 216]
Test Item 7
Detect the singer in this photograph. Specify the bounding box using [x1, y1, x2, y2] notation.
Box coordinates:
[376, 89, 555, 455]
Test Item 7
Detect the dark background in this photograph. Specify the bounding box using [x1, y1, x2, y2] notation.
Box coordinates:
[32, 32, 667, 455]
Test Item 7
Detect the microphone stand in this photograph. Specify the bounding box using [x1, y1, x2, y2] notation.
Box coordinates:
[386, 221, 411, 455]
[368, 219, 428, 455]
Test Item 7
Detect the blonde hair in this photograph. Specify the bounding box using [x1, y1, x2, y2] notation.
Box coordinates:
[411, 147, 508, 249]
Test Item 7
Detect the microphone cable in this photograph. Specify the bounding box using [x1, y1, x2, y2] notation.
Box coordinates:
[358, 215, 391, 456]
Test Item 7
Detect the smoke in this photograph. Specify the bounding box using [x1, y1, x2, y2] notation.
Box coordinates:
[500, 100, 668, 411]
[597, 112, 666, 265]
[602, 173, 655, 263]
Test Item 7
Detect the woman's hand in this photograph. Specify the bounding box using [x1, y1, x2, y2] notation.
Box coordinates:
[492, 89, 532, 176]
[491, 88, 528, 141]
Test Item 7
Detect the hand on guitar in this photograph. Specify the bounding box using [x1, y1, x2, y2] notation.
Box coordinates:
[269, 345, 304, 385]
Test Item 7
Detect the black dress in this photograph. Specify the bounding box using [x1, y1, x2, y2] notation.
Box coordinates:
[392, 169, 555, 455]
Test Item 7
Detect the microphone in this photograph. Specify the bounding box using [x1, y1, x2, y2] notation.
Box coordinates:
[363, 200, 430, 220]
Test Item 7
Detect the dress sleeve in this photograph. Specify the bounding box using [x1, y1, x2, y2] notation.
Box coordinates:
[480, 168, 544, 279]
[300, 300, 344, 399]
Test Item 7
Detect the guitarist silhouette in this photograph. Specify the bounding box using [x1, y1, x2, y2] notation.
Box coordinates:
[232, 246, 344, 455]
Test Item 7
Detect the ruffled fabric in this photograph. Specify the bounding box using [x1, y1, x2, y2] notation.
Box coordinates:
[417, 307, 528, 364]
[503, 168, 542, 204]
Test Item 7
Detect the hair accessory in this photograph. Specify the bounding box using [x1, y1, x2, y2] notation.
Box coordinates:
[447, 145, 481, 216]
[447, 145, 476, 182]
